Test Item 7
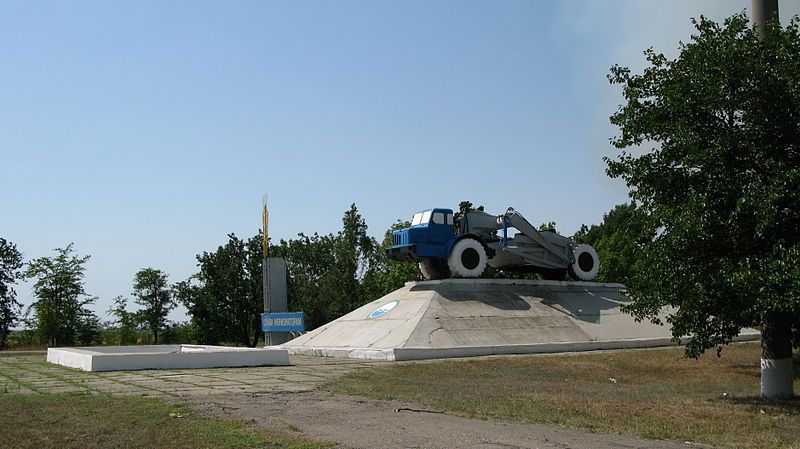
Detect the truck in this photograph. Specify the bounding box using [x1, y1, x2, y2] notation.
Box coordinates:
[386, 206, 599, 281]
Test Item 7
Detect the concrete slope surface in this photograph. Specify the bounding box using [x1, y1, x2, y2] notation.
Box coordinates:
[282, 279, 757, 360]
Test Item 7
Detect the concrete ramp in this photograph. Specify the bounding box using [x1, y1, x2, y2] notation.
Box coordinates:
[282, 279, 758, 361]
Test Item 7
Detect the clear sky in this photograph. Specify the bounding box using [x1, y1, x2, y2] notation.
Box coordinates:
[4, 1, 799, 322]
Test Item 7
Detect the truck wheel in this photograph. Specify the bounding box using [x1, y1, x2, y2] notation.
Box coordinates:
[569, 244, 600, 281]
[419, 259, 451, 280]
[448, 238, 488, 278]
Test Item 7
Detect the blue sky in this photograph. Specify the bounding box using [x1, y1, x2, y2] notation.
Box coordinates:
[4, 1, 799, 322]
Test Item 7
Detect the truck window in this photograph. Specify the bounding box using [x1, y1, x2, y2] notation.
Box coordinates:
[411, 213, 423, 226]
[420, 210, 432, 224]
[432, 212, 445, 224]
[446, 213, 453, 225]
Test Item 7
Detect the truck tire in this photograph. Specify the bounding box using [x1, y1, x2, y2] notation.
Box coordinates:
[448, 238, 488, 278]
[569, 244, 600, 281]
[419, 259, 451, 280]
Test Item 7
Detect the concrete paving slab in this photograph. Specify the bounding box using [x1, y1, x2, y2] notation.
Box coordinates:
[0, 353, 377, 397]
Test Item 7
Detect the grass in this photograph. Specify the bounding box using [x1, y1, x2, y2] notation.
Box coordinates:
[325, 342, 800, 449]
[0, 394, 336, 449]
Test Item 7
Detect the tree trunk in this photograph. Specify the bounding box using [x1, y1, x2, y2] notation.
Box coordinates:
[761, 311, 794, 398]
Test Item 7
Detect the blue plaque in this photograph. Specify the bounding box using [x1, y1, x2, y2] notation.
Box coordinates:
[261, 312, 305, 332]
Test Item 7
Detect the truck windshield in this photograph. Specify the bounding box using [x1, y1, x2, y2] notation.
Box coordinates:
[411, 211, 432, 226]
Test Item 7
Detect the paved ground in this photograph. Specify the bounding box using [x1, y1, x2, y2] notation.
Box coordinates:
[0, 352, 705, 449]
[188, 390, 699, 449]
[0, 353, 383, 397]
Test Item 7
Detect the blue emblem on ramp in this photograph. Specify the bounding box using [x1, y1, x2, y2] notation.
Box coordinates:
[368, 300, 399, 319]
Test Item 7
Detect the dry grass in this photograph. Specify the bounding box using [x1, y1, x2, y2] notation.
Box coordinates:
[0, 393, 335, 449]
[326, 343, 800, 449]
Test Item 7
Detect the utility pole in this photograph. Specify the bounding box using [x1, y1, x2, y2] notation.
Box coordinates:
[751, 0, 792, 399]
[262, 196, 271, 346]
[752, 0, 779, 40]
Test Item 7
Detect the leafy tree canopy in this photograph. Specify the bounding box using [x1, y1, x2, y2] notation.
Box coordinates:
[107, 295, 139, 345]
[25, 244, 97, 346]
[276, 204, 381, 330]
[361, 220, 422, 299]
[0, 238, 25, 349]
[573, 203, 651, 284]
[132, 268, 174, 345]
[607, 14, 800, 357]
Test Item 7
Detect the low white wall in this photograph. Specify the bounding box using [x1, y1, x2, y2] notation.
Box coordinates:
[47, 345, 290, 372]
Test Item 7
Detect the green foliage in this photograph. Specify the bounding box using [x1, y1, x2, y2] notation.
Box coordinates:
[175, 278, 223, 345]
[178, 234, 263, 347]
[5, 329, 39, 349]
[573, 203, 651, 284]
[75, 308, 101, 346]
[159, 322, 192, 344]
[361, 220, 422, 299]
[538, 221, 557, 232]
[107, 296, 138, 345]
[24, 244, 97, 346]
[0, 238, 25, 349]
[606, 14, 800, 356]
[276, 204, 382, 330]
[132, 268, 174, 345]
[177, 204, 426, 336]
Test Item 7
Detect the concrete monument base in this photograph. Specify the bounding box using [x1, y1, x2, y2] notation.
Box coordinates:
[282, 279, 759, 361]
[47, 344, 290, 372]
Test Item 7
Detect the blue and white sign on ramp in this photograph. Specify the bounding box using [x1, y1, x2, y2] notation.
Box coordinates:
[261, 312, 305, 332]
[368, 300, 399, 319]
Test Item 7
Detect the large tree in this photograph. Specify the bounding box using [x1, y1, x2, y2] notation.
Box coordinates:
[25, 244, 96, 346]
[132, 268, 174, 345]
[178, 234, 263, 347]
[0, 238, 25, 349]
[607, 14, 800, 398]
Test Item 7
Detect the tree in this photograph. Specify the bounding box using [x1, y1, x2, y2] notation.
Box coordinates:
[75, 308, 101, 346]
[175, 277, 225, 345]
[178, 234, 264, 347]
[25, 244, 96, 346]
[362, 220, 422, 299]
[0, 238, 25, 349]
[607, 14, 800, 397]
[108, 296, 138, 345]
[132, 268, 174, 345]
[573, 203, 651, 284]
[328, 204, 379, 312]
[274, 204, 381, 330]
[276, 232, 339, 330]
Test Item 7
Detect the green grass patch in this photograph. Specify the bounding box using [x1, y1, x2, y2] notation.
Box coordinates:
[0, 394, 336, 449]
[325, 343, 800, 449]
[0, 369, 42, 394]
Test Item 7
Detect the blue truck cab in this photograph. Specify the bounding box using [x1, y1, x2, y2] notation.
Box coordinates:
[387, 208, 455, 261]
